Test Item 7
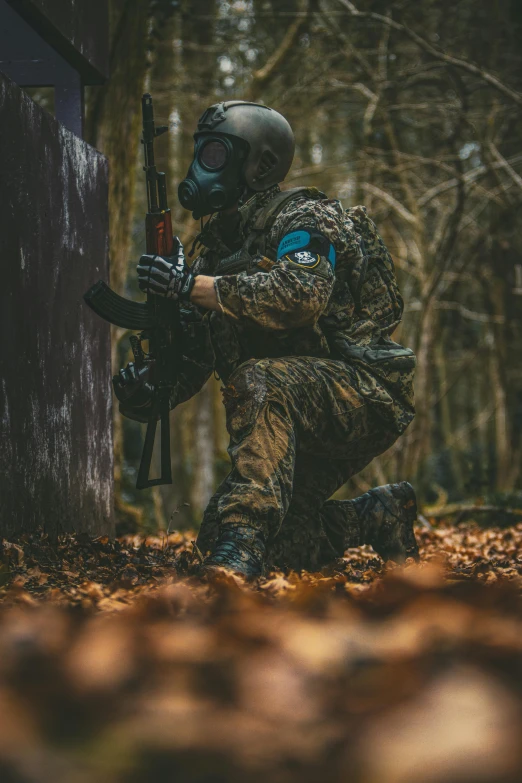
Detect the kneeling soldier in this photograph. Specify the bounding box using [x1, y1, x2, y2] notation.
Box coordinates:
[117, 101, 419, 578]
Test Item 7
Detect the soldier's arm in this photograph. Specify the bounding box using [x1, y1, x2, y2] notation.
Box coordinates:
[191, 199, 342, 330]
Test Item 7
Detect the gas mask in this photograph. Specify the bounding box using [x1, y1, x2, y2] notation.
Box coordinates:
[178, 132, 250, 220]
[178, 101, 295, 220]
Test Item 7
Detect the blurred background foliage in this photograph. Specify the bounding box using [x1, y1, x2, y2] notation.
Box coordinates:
[76, 0, 522, 532]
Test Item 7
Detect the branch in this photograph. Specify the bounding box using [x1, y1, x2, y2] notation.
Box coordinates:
[435, 301, 505, 324]
[318, 1, 375, 81]
[335, 0, 522, 108]
[278, 52, 342, 103]
[405, 300, 505, 324]
[351, 82, 377, 103]
[417, 153, 522, 207]
[460, 182, 512, 217]
[250, 0, 309, 98]
[488, 142, 522, 193]
[361, 182, 418, 225]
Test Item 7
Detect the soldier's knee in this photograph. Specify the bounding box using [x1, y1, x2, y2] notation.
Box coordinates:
[226, 358, 283, 399]
[222, 360, 266, 439]
[223, 359, 288, 439]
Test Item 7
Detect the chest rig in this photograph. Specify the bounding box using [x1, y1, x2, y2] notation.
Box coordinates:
[212, 187, 323, 275]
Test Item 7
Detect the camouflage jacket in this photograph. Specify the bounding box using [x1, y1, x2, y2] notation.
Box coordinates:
[172, 185, 416, 433]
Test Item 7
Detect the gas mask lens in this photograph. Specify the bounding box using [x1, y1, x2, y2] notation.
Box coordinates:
[199, 140, 228, 170]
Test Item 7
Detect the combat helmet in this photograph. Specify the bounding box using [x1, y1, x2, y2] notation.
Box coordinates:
[178, 101, 295, 219]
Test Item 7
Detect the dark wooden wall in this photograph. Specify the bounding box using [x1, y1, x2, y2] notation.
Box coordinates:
[6, 0, 108, 83]
[0, 71, 113, 538]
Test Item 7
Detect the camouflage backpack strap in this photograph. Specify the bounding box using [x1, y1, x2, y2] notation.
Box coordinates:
[248, 187, 325, 258]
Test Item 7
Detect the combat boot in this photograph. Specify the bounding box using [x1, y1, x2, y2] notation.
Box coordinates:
[353, 481, 420, 563]
[199, 524, 266, 580]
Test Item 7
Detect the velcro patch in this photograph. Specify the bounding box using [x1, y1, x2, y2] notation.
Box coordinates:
[285, 250, 320, 269]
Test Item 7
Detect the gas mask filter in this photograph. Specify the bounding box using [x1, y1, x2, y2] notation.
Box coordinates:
[178, 132, 250, 220]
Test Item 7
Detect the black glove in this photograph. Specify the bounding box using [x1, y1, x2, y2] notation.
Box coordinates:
[113, 362, 155, 423]
[137, 237, 196, 302]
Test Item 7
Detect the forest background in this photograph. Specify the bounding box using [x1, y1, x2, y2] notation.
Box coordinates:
[36, 0, 522, 532]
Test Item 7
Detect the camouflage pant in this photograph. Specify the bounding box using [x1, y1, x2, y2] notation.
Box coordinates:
[196, 357, 402, 571]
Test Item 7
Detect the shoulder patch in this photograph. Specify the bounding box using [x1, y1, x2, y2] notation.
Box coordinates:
[277, 228, 336, 268]
[277, 230, 310, 258]
[285, 250, 320, 269]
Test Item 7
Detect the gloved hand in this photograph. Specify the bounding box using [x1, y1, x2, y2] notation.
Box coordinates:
[113, 361, 155, 422]
[137, 237, 196, 302]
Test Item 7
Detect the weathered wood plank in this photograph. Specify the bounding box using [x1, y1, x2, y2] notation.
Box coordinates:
[0, 71, 113, 537]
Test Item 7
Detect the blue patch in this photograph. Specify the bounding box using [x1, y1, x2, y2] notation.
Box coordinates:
[277, 230, 336, 268]
[277, 230, 310, 258]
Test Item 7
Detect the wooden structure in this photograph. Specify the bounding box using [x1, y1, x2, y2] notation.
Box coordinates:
[0, 1, 113, 537]
[0, 0, 108, 136]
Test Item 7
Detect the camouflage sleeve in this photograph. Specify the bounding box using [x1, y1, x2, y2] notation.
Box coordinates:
[213, 197, 342, 330]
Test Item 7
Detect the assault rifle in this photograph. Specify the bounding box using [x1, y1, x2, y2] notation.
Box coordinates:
[84, 93, 182, 490]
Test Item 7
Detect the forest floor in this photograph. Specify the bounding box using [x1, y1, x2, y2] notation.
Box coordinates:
[0, 521, 522, 782]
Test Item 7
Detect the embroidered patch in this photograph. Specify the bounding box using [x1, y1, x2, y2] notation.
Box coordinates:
[285, 250, 320, 269]
[277, 229, 336, 268]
